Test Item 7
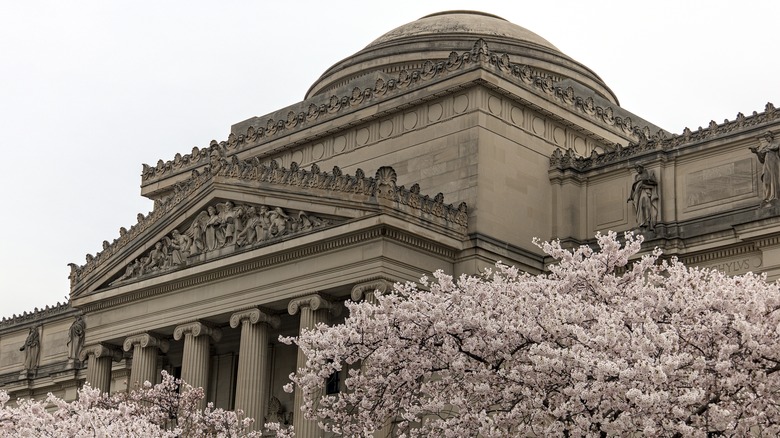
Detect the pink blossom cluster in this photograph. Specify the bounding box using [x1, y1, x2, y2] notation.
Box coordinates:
[284, 232, 780, 437]
[0, 371, 259, 437]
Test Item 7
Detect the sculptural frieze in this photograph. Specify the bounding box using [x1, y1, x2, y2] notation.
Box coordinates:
[111, 202, 333, 285]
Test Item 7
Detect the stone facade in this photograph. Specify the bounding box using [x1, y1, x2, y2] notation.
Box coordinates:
[2, 10, 779, 437]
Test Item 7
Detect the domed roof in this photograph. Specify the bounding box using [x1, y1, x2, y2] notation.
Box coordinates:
[305, 11, 617, 104]
[366, 11, 559, 52]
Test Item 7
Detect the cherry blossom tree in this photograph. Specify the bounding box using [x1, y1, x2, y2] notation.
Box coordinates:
[0, 371, 259, 437]
[282, 232, 780, 437]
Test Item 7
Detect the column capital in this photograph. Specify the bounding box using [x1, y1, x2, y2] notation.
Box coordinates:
[229, 308, 280, 329]
[288, 294, 334, 315]
[79, 343, 123, 362]
[173, 321, 222, 342]
[351, 279, 393, 302]
[123, 333, 169, 353]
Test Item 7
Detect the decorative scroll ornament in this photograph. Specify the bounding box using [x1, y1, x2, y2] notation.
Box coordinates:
[287, 294, 334, 316]
[173, 321, 222, 342]
[229, 308, 280, 329]
[78, 343, 123, 362]
[351, 279, 394, 302]
[123, 333, 170, 353]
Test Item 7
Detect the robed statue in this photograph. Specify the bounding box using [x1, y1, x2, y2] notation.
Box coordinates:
[627, 164, 659, 231]
[750, 131, 780, 206]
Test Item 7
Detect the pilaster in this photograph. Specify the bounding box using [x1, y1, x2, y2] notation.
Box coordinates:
[230, 308, 280, 430]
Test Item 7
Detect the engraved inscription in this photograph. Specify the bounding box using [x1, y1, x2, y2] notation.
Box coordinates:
[697, 255, 762, 276]
[686, 159, 753, 207]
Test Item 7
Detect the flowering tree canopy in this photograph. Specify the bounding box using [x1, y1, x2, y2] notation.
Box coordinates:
[0, 371, 259, 437]
[283, 232, 780, 437]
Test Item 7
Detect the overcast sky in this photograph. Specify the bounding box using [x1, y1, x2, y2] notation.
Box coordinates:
[1, 1, 778, 318]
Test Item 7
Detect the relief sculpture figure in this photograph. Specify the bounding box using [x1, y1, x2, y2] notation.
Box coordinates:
[627, 164, 659, 230]
[750, 131, 780, 206]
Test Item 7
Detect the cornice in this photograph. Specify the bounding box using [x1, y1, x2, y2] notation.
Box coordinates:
[75, 224, 458, 314]
[140, 39, 661, 185]
[550, 102, 778, 172]
[0, 302, 77, 331]
[69, 163, 468, 294]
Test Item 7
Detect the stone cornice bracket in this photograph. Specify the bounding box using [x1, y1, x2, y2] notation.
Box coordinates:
[287, 294, 334, 316]
[78, 343, 123, 362]
[351, 279, 394, 302]
[229, 308, 281, 329]
[173, 321, 223, 343]
[123, 333, 170, 354]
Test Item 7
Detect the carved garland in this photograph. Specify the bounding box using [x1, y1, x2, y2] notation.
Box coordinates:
[141, 39, 658, 184]
[70, 164, 468, 289]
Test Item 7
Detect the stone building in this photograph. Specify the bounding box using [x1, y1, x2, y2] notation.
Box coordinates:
[2, 10, 779, 436]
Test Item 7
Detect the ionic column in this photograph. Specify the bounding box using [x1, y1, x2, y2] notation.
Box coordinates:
[123, 333, 169, 389]
[352, 280, 393, 437]
[79, 343, 123, 393]
[230, 308, 279, 430]
[351, 279, 392, 305]
[173, 321, 221, 408]
[288, 295, 334, 438]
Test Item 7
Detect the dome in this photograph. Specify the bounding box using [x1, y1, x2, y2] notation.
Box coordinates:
[305, 11, 617, 104]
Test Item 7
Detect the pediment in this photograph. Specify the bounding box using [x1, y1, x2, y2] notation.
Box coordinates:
[69, 163, 468, 298]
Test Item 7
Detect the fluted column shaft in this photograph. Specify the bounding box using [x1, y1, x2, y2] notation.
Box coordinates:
[123, 334, 169, 389]
[174, 322, 221, 409]
[352, 280, 393, 437]
[80, 344, 122, 393]
[288, 295, 333, 438]
[231, 309, 279, 430]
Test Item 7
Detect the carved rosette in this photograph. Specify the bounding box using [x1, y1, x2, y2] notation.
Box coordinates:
[351, 279, 393, 302]
[229, 308, 280, 329]
[287, 295, 334, 316]
[173, 321, 222, 342]
[79, 343, 123, 363]
[122, 333, 169, 353]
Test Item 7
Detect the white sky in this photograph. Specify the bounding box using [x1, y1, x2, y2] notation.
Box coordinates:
[1, 1, 778, 318]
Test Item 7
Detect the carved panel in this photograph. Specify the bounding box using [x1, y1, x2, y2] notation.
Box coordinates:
[593, 185, 626, 229]
[685, 159, 754, 209]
